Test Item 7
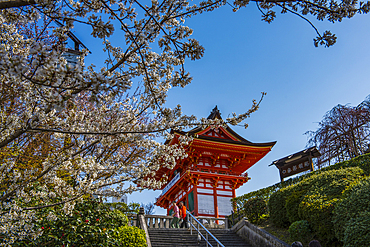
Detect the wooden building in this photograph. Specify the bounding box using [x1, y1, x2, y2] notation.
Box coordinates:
[154, 106, 276, 218]
[270, 146, 321, 182]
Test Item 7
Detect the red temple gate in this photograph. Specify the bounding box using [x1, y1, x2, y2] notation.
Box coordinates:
[154, 106, 276, 218]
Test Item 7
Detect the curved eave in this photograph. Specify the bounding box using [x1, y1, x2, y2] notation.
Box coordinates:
[169, 129, 276, 148]
[155, 172, 187, 207]
[155, 135, 275, 182]
[191, 139, 274, 174]
[191, 138, 276, 153]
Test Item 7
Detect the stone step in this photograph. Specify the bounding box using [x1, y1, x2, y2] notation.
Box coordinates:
[148, 228, 252, 247]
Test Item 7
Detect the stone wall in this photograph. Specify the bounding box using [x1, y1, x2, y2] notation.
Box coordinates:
[231, 218, 290, 247]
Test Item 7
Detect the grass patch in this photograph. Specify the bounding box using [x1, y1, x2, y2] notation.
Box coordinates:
[257, 217, 293, 245]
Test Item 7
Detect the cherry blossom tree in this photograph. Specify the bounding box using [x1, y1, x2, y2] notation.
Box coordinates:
[0, 0, 369, 244]
[0, 0, 261, 244]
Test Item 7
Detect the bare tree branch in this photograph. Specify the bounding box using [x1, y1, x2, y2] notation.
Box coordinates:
[0, 0, 36, 9]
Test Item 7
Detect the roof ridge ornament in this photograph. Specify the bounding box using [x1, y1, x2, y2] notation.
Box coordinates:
[207, 105, 222, 120]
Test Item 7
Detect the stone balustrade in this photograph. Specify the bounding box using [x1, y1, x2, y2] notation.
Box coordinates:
[146, 215, 173, 228]
[127, 214, 138, 227]
[144, 215, 228, 229]
[195, 216, 228, 229]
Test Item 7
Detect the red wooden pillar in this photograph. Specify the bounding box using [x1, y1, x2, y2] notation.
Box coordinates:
[213, 186, 219, 224]
[232, 189, 236, 212]
[194, 186, 198, 216]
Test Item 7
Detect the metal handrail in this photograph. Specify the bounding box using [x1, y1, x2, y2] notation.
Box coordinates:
[186, 210, 225, 247]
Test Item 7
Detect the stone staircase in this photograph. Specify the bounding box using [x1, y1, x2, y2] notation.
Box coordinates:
[201, 229, 252, 247]
[132, 211, 288, 247]
[148, 228, 253, 247]
[148, 228, 199, 247]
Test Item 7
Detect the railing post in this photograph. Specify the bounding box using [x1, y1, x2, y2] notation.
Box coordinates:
[165, 218, 170, 228]
[231, 211, 234, 226]
[206, 232, 208, 247]
[186, 214, 189, 228]
[149, 217, 153, 228]
[154, 217, 159, 228]
[225, 216, 228, 230]
[137, 207, 152, 247]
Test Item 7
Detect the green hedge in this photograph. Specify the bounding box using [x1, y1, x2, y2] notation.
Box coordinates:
[232, 153, 370, 208]
[299, 194, 339, 245]
[342, 211, 370, 247]
[333, 176, 370, 243]
[293, 166, 363, 230]
[243, 197, 267, 224]
[268, 167, 363, 246]
[320, 153, 370, 175]
[269, 167, 362, 229]
[285, 188, 307, 223]
[288, 220, 313, 246]
[114, 225, 147, 247]
[234, 153, 370, 246]
[232, 175, 304, 209]
[268, 187, 291, 228]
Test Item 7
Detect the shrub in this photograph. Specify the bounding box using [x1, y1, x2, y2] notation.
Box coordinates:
[295, 167, 363, 198]
[235, 153, 370, 245]
[279, 167, 362, 230]
[12, 197, 128, 246]
[322, 153, 370, 176]
[296, 168, 362, 246]
[298, 193, 339, 245]
[288, 220, 313, 246]
[114, 225, 147, 247]
[268, 187, 291, 228]
[233, 153, 370, 211]
[342, 211, 370, 247]
[243, 197, 267, 224]
[268, 167, 361, 246]
[333, 176, 370, 242]
[285, 189, 306, 223]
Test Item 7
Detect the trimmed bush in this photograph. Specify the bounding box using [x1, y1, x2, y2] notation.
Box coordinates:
[298, 193, 339, 245]
[235, 153, 370, 246]
[266, 167, 363, 246]
[114, 225, 147, 247]
[342, 211, 370, 247]
[268, 187, 291, 228]
[333, 176, 370, 242]
[295, 167, 363, 199]
[272, 167, 363, 229]
[243, 197, 267, 224]
[296, 168, 363, 246]
[233, 153, 370, 209]
[322, 153, 370, 176]
[288, 220, 313, 246]
[285, 189, 306, 223]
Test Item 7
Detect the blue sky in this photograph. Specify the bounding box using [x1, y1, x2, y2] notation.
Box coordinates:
[77, 3, 370, 214]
